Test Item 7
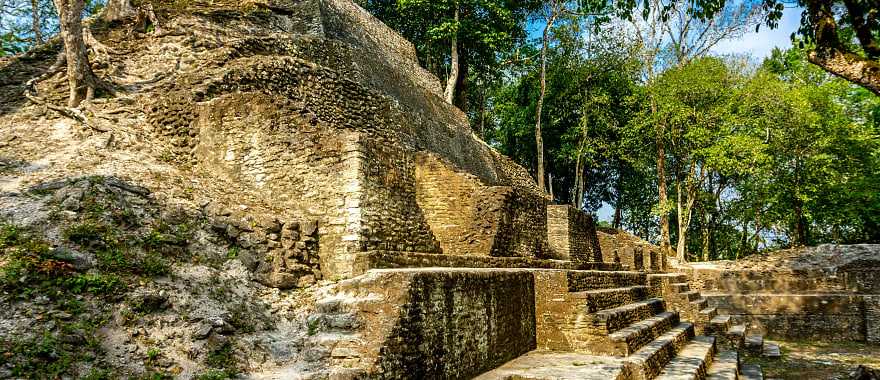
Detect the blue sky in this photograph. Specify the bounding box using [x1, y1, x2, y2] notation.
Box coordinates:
[710, 7, 803, 59]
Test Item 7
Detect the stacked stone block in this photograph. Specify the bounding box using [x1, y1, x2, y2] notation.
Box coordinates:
[546, 205, 602, 264]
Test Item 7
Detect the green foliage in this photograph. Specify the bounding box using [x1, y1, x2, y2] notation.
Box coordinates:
[0, 310, 111, 379]
[204, 341, 238, 377]
[64, 273, 122, 294]
[194, 369, 236, 380]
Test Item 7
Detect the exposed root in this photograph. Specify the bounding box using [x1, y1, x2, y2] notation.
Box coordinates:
[24, 51, 109, 133]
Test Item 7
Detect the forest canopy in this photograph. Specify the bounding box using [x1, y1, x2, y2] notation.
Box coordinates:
[358, 0, 880, 261]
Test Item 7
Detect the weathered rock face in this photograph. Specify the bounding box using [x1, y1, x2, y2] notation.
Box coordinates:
[178, 0, 549, 279]
[683, 244, 880, 342]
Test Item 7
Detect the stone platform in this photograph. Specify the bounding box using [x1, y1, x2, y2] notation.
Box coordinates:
[474, 351, 628, 380]
[303, 267, 759, 380]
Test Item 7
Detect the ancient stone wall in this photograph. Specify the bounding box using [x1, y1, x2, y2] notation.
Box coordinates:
[546, 205, 602, 262]
[705, 294, 868, 341]
[190, 0, 553, 278]
[317, 269, 537, 379]
[357, 137, 441, 254]
[687, 261, 880, 343]
[414, 153, 495, 256]
[195, 93, 365, 276]
[351, 251, 620, 274]
[376, 270, 536, 379]
[597, 229, 664, 272]
[867, 296, 880, 344]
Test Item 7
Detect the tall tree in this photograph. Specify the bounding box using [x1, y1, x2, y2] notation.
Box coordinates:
[53, 0, 99, 107]
[364, 0, 539, 111]
[620, 0, 760, 256]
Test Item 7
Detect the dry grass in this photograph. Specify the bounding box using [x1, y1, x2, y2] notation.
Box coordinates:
[742, 339, 880, 379]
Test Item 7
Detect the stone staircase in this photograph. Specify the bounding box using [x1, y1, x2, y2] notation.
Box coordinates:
[481, 270, 772, 380]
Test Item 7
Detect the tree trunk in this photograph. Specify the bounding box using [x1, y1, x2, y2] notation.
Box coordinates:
[653, 97, 672, 256]
[700, 205, 710, 261]
[102, 0, 137, 22]
[478, 80, 486, 138]
[54, 0, 99, 108]
[535, 6, 558, 195]
[454, 50, 469, 113]
[675, 162, 702, 262]
[613, 205, 622, 230]
[443, 6, 459, 105]
[809, 48, 880, 96]
[613, 161, 623, 229]
[793, 158, 807, 246]
[30, 0, 43, 44]
[803, 0, 880, 96]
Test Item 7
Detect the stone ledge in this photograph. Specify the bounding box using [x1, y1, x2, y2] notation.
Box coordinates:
[353, 250, 621, 275]
[704, 293, 866, 315]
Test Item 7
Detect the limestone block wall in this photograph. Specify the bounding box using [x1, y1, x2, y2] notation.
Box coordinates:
[533, 270, 649, 353]
[688, 264, 880, 343]
[414, 153, 549, 258]
[320, 269, 536, 379]
[195, 93, 364, 277]
[867, 296, 880, 344]
[546, 205, 602, 262]
[189, 0, 554, 277]
[414, 153, 494, 256]
[705, 294, 868, 341]
[597, 229, 664, 272]
[357, 137, 441, 254]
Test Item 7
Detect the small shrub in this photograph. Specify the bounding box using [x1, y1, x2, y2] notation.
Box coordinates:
[0, 223, 22, 248]
[147, 347, 161, 361]
[226, 246, 239, 260]
[205, 341, 238, 376]
[64, 274, 122, 295]
[138, 253, 171, 277]
[63, 223, 112, 249]
[95, 247, 130, 271]
[193, 369, 235, 380]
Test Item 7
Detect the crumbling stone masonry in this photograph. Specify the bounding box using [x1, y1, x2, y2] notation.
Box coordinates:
[684, 258, 880, 342]
[192, 0, 553, 279]
[597, 229, 666, 272]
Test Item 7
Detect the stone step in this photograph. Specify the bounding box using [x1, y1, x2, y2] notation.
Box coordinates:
[608, 312, 679, 355]
[656, 335, 716, 380]
[699, 307, 718, 321]
[593, 298, 667, 333]
[762, 341, 781, 359]
[690, 298, 709, 310]
[574, 285, 650, 313]
[671, 282, 691, 292]
[727, 324, 745, 338]
[709, 315, 731, 328]
[707, 350, 739, 380]
[315, 296, 383, 314]
[680, 291, 702, 302]
[745, 335, 763, 355]
[724, 324, 746, 349]
[706, 314, 731, 336]
[740, 364, 763, 380]
[473, 351, 628, 380]
[623, 322, 695, 380]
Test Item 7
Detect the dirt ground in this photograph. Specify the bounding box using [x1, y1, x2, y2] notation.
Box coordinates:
[742, 339, 880, 379]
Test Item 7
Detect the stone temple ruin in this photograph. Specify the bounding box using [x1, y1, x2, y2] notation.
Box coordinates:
[140, 0, 880, 378]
